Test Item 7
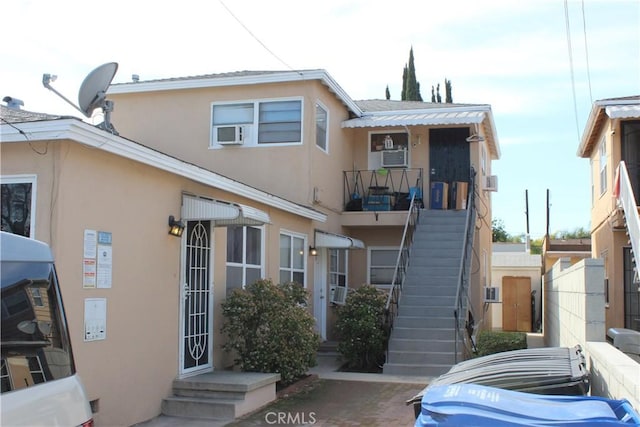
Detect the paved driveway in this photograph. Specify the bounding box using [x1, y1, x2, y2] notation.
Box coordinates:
[227, 378, 423, 426]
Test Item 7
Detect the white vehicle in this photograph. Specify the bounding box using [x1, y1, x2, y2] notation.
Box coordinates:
[0, 232, 93, 426]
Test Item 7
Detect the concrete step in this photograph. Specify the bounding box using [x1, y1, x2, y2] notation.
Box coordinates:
[390, 327, 455, 341]
[412, 237, 464, 250]
[420, 224, 466, 234]
[388, 338, 457, 353]
[396, 295, 455, 307]
[402, 283, 458, 294]
[409, 256, 460, 268]
[411, 247, 462, 259]
[400, 288, 458, 300]
[405, 266, 459, 277]
[397, 305, 454, 318]
[387, 350, 457, 366]
[383, 362, 452, 377]
[162, 396, 236, 421]
[394, 316, 455, 329]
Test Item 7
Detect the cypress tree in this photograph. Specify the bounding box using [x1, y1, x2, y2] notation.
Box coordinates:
[385, 85, 391, 100]
[405, 47, 422, 101]
[401, 66, 408, 100]
[431, 85, 436, 103]
[445, 78, 453, 103]
[436, 83, 442, 103]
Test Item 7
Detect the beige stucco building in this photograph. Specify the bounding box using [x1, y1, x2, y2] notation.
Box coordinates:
[577, 95, 640, 332]
[1, 68, 500, 425]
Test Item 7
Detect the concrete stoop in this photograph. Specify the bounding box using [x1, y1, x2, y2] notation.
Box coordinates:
[161, 371, 280, 422]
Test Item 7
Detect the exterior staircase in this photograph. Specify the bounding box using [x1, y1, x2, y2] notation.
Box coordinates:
[383, 209, 467, 377]
[161, 371, 280, 422]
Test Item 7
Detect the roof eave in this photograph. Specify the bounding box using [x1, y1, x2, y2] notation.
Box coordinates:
[0, 120, 327, 223]
[107, 69, 363, 117]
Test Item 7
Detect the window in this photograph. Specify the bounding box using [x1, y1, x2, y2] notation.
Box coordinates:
[1, 175, 36, 238]
[211, 99, 302, 147]
[599, 138, 607, 195]
[279, 232, 306, 286]
[370, 132, 408, 152]
[329, 249, 347, 288]
[315, 102, 328, 152]
[368, 247, 398, 289]
[226, 226, 264, 292]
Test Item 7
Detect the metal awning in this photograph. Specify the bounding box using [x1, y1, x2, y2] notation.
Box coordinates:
[341, 110, 485, 128]
[315, 230, 364, 249]
[605, 104, 640, 119]
[182, 195, 270, 226]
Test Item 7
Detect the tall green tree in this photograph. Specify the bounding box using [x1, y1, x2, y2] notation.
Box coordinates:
[401, 47, 422, 101]
[385, 85, 390, 100]
[445, 78, 453, 103]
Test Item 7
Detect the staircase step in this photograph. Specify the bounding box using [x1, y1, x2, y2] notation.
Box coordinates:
[402, 283, 458, 294]
[412, 237, 464, 250]
[400, 288, 457, 299]
[388, 338, 457, 353]
[390, 327, 456, 341]
[387, 350, 457, 366]
[394, 316, 455, 329]
[411, 247, 462, 258]
[162, 396, 237, 421]
[405, 266, 459, 277]
[409, 256, 460, 268]
[396, 295, 455, 306]
[383, 362, 452, 377]
[397, 305, 454, 318]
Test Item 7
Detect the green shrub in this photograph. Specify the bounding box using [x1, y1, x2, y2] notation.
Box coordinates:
[475, 330, 527, 357]
[335, 285, 387, 372]
[221, 279, 320, 385]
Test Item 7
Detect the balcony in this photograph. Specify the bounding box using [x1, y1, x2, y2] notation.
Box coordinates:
[342, 168, 423, 227]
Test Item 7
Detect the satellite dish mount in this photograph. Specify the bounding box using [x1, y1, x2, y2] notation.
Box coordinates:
[43, 62, 119, 135]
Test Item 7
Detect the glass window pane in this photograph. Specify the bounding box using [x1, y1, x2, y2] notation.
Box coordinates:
[258, 101, 302, 144]
[338, 250, 346, 273]
[329, 250, 337, 271]
[1, 182, 32, 237]
[246, 267, 261, 286]
[212, 104, 253, 125]
[293, 237, 304, 269]
[280, 234, 291, 268]
[226, 266, 243, 292]
[226, 227, 244, 263]
[280, 270, 290, 285]
[246, 227, 262, 265]
[370, 267, 394, 284]
[316, 104, 327, 150]
[292, 271, 304, 285]
[371, 249, 397, 265]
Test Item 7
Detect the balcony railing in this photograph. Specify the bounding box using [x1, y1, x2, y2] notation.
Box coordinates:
[343, 168, 423, 212]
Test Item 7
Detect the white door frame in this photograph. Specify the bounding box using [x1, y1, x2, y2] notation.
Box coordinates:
[178, 220, 215, 378]
[313, 248, 327, 341]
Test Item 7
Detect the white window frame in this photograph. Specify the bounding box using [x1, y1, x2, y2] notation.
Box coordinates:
[367, 246, 399, 290]
[599, 137, 607, 196]
[315, 101, 329, 153]
[329, 248, 348, 289]
[210, 97, 304, 148]
[1, 174, 37, 238]
[225, 225, 265, 291]
[279, 230, 307, 287]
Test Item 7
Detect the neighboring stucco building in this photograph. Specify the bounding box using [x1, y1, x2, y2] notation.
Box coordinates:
[577, 95, 640, 332]
[1, 67, 501, 425]
[491, 243, 542, 332]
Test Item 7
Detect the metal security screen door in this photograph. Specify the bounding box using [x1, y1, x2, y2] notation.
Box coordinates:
[180, 221, 213, 375]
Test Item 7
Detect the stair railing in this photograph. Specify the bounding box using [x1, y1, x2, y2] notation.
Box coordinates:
[383, 191, 421, 346]
[453, 167, 477, 364]
[615, 161, 640, 282]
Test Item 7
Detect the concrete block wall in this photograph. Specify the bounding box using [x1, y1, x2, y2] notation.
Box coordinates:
[587, 342, 640, 411]
[544, 258, 605, 348]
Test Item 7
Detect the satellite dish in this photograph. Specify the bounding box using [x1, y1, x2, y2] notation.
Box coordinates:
[78, 62, 118, 118]
[43, 62, 119, 135]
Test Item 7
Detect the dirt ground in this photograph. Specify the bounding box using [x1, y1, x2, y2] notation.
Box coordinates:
[226, 377, 423, 426]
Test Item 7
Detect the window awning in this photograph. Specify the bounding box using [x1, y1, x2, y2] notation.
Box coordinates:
[315, 230, 364, 249]
[341, 110, 485, 128]
[182, 195, 270, 226]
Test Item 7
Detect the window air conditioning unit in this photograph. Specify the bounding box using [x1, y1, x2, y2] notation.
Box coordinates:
[330, 286, 348, 305]
[381, 149, 408, 168]
[485, 175, 498, 192]
[484, 286, 500, 303]
[214, 125, 249, 145]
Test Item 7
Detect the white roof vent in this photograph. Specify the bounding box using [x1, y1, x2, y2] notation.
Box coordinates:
[3, 96, 24, 110]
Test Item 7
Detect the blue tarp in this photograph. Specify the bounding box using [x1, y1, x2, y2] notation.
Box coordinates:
[415, 384, 640, 426]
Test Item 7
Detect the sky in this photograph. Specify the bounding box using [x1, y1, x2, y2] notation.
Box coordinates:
[2, 0, 639, 239]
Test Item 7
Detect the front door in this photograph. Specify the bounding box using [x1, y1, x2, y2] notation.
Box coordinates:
[313, 249, 327, 340]
[429, 128, 471, 184]
[502, 276, 532, 332]
[621, 120, 640, 204]
[179, 220, 213, 376]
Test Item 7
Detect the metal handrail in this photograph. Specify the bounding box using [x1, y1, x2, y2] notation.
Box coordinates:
[383, 192, 421, 344]
[615, 161, 640, 281]
[453, 167, 477, 363]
